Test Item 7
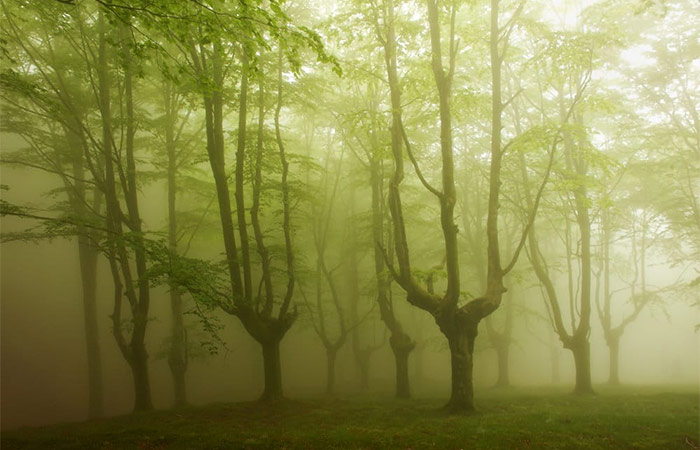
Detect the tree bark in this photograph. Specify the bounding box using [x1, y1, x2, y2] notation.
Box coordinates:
[129, 343, 153, 411]
[78, 236, 103, 418]
[390, 333, 414, 399]
[444, 324, 477, 412]
[570, 338, 594, 394]
[260, 338, 284, 401]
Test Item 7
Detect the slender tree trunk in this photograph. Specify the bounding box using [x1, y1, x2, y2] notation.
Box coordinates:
[494, 343, 510, 388]
[98, 11, 153, 412]
[165, 84, 188, 407]
[78, 237, 103, 418]
[67, 122, 104, 419]
[325, 347, 337, 395]
[260, 338, 284, 401]
[168, 288, 187, 407]
[485, 290, 513, 388]
[413, 343, 425, 386]
[375, 0, 419, 401]
[357, 351, 370, 390]
[607, 335, 620, 385]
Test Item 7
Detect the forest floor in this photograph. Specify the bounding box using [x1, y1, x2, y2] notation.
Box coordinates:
[2, 385, 698, 449]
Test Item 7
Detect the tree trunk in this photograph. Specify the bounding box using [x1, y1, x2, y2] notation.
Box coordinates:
[165, 81, 188, 408]
[129, 344, 153, 411]
[356, 350, 370, 390]
[445, 327, 476, 412]
[78, 237, 103, 418]
[607, 335, 620, 385]
[260, 338, 284, 401]
[571, 339, 594, 394]
[494, 343, 510, 388]
[550, 337, 561, 385]
[325, 347, 337, 395]
[390, 333, 414, 399]
[168, 289, 187, 407]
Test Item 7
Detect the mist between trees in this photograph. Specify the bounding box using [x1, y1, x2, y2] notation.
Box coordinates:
[0, 0, 698, 429]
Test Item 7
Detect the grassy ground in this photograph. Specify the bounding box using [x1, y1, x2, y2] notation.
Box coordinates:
[2, 385, 698, 449]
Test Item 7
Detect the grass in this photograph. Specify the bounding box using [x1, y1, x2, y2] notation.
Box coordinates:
[2, 385, 698, 449]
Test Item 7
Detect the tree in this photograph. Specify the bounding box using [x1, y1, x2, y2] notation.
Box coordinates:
[1, 1, 109, 416]
[2, 1, 159, 411]
[305, 143, 354, 395]
[372, 0, 552, 411]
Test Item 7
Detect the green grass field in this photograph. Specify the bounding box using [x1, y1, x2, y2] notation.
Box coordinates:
[2, 385, 698, 449]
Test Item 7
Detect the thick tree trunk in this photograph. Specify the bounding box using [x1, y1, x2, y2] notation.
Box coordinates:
[494, 343, 510, 388]
[78, 237, 103, 418]
[129, 345, 153, 411]
[607, 335, 620, 385]
[445, 328, 476, 412]
[571, 340, 594, 394]
[390, 333, 414, 399]
[260, 338, 284, 401]
[325, 347, 337, 395]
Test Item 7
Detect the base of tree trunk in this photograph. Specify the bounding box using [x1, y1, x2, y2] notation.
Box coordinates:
[260, 339, 284, 401]
[80, 239, 103, 419]
[358, 363, 370, 390]
[493, 344, 510, 388]
[130, 351, 153, 411]
[443, 318, 479, 413]
[169, 364, 188, 408]
[571, 340, 595, 395]
[355, 350, 371, 390]
[325, 348, 337, 395]
[607, 336, 620, 386]
[390, 333, 414, 399]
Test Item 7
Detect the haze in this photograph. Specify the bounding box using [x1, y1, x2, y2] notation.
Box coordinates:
[0, 0, 697, 446]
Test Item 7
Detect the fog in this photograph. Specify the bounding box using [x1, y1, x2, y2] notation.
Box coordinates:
[2, 162, 697, 427]
[0, 0, 698, 437]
